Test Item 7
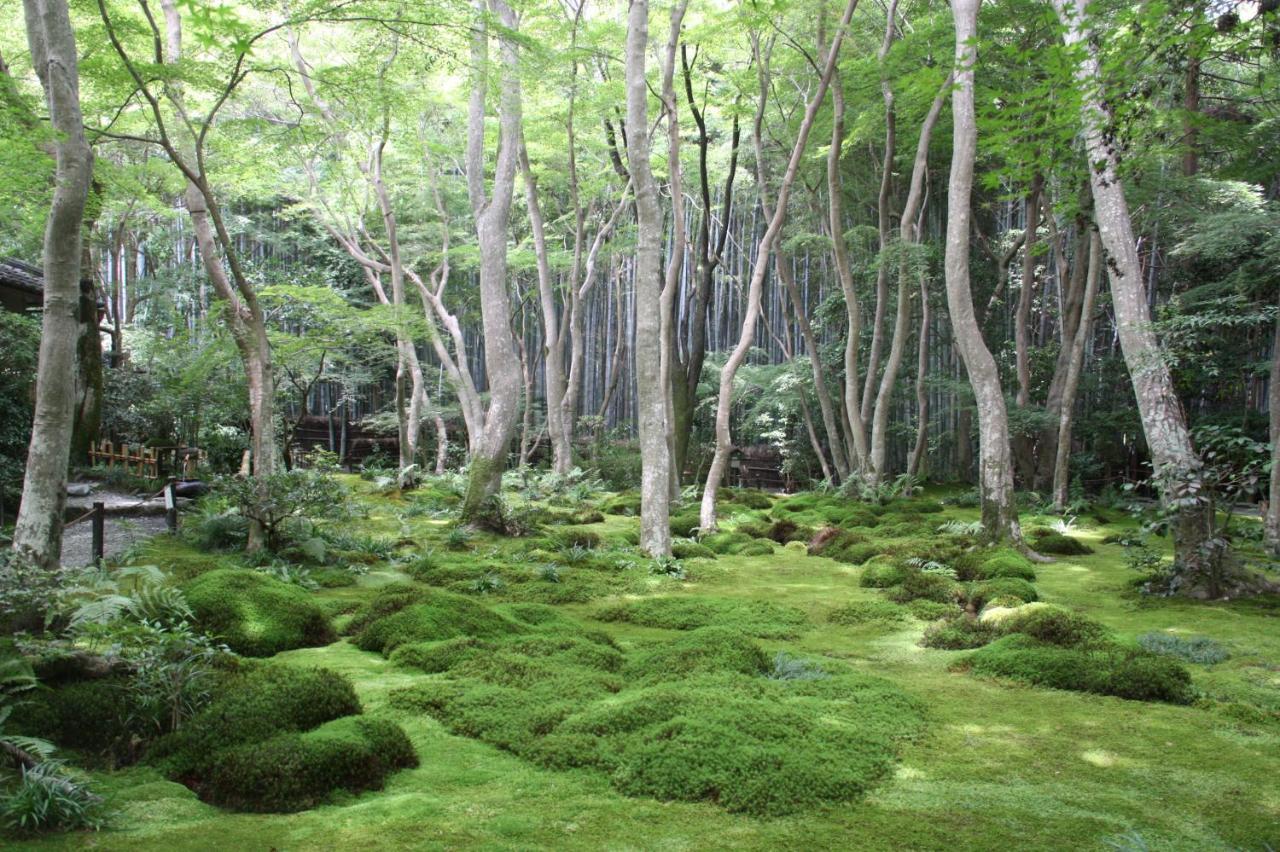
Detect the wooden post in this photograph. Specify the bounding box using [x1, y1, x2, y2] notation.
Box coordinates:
[165, 478, 178, 532]
[91, 501, 105, 564]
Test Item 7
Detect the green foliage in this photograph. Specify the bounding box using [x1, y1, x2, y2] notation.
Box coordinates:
[601, 491, 642, 516]
[352, 589, 518, 656]
[1032, 533, 1094, 556]
[671, 539, 716, 560]
[700, 531, 755, 555]
[733, 540, 777, 557]
[624, 628, 771, 682]
[147, 665, 362, 779]
[958, 636, 1194, 704]
[669, 509, 702, 538]
[907, 599, 959, 620]
[595, 597, 809, 639]
[922, 616, 1000, 650]
[545, 528, 602, 550]
[954, 549, 1037, 582]
[0, 311, 39, 515]
[202, 716, 418, 812]
[993, 605, 1111, 649]
[0, 763, 105, 835]
[1136, 632, 1230, 665]
[183, 569, 334, 657]
[887, 571, 961, 605]
[859, 559, 908, 588]
[827, 600, 908, 626]
[966, 578, 1039, 610]
[212, 470, 351, 552]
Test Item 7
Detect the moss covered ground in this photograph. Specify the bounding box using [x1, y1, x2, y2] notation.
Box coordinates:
[14, 478, 1280, 850]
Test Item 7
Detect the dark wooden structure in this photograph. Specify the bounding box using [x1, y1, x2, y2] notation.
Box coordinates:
[0, 258, 45, 313]
[731, 444, 789, 492]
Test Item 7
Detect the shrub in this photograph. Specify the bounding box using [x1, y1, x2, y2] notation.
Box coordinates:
[996, 604, 1110, 648]
[734, 540, 776, 557]
[859, 560, 908, 588]
[908, 599, 958, 620]
[201, 716, 417, 811]
[1033, 533, 1094, 556]
[0, 764, 105, 834]
[671, 540, 716, 560]
[212, 470, 350, 552]
[624, 628, 771, 681]
[148, 665, 362, 778]
[546, 528, 602, 550]
[353, 589, 519, 655]
[954, 548, 1036, 582]
[827, 600, 908, 625]
[595, 596, 809, 639]
[921, 616, 999, 650]
[720, 488, 773, 510]
[1136, 632, 1230, 664]
[183, 569, 334, 657]
[887, 571, 960, 604]
[959, 635, 1194, 704]
[669, 510, 702, 538]
[965, 578, 1039, 610]
[602, 492, 642, 516]
[23, 677, 140, 757]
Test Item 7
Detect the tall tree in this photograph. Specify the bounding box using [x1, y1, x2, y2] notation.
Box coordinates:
[12, 0, 93, 570]
[625, 0, 674, 555]
[700, 0, 859, 531]
[461, 0, 525, 519]
[1053, 0, 1217, 584]
[945, 0, 1021, 542]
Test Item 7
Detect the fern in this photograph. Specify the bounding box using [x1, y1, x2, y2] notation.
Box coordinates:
[937, 519, 983, 537]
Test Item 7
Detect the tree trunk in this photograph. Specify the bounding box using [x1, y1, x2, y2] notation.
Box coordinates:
[520, 143, 571, 474]
[946, 0, 1021, 543]
[626, 0, 673, 555]
[12, 0, 93, 570]
[1052, 231, 1101, 511]
[461, 0, 524, 520]
[701, 0, 858, 530]
[1267, 290, 1280, 555]
[1054, 0, 1214, 581]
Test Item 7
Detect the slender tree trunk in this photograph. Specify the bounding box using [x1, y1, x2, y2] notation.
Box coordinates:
[1054, 0, 1215, 582]
[1012, 175, 1043, 485]
[701, 0, 858, 530]
[869, 73, 950, 484]
[1266, 290, 1280, 555]
[12, 0, 93, 570]
[461, 0, 525, 519]
[946, 0, 1021, 543]
[1053, 231, 1101, 511]
[626, 0, 673, 554]
[778, 251, 844, 479]
[907, 272, 930, 480]
[520, 143, 571, 474]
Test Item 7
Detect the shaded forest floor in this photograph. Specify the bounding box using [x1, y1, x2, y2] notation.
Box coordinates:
[14, 477, 1280, 851]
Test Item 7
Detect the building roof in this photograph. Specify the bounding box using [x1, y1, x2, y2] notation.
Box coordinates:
[0, 258, 44, 295]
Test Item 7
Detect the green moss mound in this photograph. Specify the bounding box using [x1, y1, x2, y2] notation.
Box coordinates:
[828, 600, 909, 625]
[353, 588, 519, 655]
[669, 509, 703, 538]
[148, 665, 363, 778]
[595, 596, 809, 638]
[966, 577, 1039, 610]
[671, 539, 717, 560]
[719, 488, 774, 510]
[391, 627, 923, 817]
[954, 548, 1037, 582]
[887, 571, 960, 604]
[701, 531, 754, 555]
[734, 539, 777, 556]
[184, 569, 334, 657]
[602, 491, 642, 515]
[625, 627, 771, 681]
[908, 599, 959, 620]
[958, 635, 1194, 704]
[993, 604, 1111, 648]
[859, 559, 907, 588]
[13, 676, 140, 759]
[202, 716, 418, 812]
[1032, 532, 1094, 556]
[921, 616, 999, 650]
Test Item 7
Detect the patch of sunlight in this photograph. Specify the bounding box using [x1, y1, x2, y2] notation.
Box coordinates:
[1081, 749, 1118, 767]
[953, 723, 1019, 736]
[894, 764, 925, 780]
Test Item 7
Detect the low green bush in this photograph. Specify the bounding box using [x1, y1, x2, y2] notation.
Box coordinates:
[1033, 533, 1094, 556]
[624, 627, 771, 681]
[954, 548, 1037, 582]
[887, 571, 960, 604]
[1136, 632, 1230, 664]
[595, 596, 809, 638]
[859, 559, 907, 588]
[965, 577, 1039, 610]
[183, 569, 334, 657]
[995, 604, 1110, 648]
[202, 716, 417, 812]
[602, 492, 641, 516]
[353, 589, 519, 655]
[827, 600, 908, 625]
[701, 531, 754, 555]
[148, 665, 362, 778]
[669, 510, 702, 538]
[921, 615, 999, 650]
[958, 635, 1194, 704]
[719, 488, 774, 510]
[734, 540, 777, 557]
[671, 539, 716, 560]
[908, 599, 959, 620]
[17, 676, 139, 757]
